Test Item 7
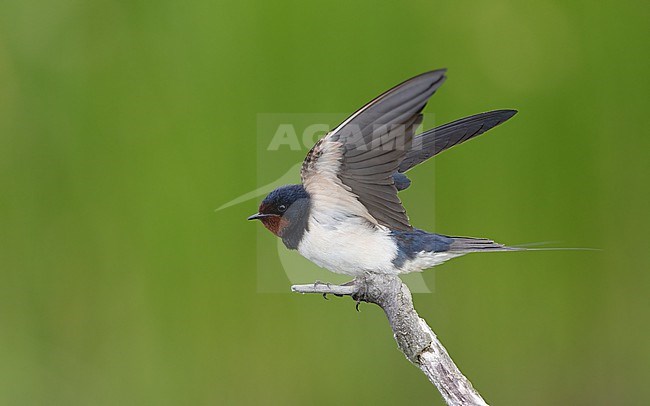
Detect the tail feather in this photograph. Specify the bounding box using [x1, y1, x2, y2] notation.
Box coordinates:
[448, 236, 522, 253]
[391, 231, 594, 273]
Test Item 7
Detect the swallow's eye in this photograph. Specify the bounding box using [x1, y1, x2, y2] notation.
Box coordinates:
[278, 204, 287, 212]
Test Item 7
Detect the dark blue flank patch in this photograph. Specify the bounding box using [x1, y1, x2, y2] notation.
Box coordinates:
[390, 229, 454, 268]
[281, 195, 311, 249]
[392, 172, 412, 191]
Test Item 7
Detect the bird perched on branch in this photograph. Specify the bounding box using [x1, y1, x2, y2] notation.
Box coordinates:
[249, 69, 519, 275]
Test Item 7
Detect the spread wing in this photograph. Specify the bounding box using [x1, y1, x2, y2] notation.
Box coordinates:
[398, 110, 517, 173]
[300, 70, 447, 231]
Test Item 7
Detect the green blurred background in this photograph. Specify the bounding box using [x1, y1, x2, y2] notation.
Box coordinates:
[1, 0, 648, 405]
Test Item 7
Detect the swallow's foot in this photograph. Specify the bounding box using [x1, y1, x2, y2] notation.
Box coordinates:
[313, 280, 332, 288]
[312, 280, 332, 300]
[349, 276, 372, 311]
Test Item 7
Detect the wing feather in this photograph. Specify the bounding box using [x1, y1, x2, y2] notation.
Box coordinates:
[399, 110, 517, 173]
[301, 70, 447, 230]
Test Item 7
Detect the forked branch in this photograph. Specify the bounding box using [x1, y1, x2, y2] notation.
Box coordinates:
[291, 273, 488, 406]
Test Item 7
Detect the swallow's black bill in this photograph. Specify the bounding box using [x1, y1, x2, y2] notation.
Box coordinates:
[247, 213, 275, 221]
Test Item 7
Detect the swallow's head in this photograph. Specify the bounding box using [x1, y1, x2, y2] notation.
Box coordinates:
[248, 184, 310, 237]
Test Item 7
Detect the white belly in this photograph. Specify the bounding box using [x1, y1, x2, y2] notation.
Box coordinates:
[397, 252, 464, 274]
[297, 214, 398, 276]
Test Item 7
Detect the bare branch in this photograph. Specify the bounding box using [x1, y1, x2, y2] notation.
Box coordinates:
[291, 273, 489, 406]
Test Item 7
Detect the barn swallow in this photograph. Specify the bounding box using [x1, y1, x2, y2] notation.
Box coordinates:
[249, 69, 520, 276]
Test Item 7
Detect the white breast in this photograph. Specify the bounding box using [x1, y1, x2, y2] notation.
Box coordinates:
[297, 209, 399, 276]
